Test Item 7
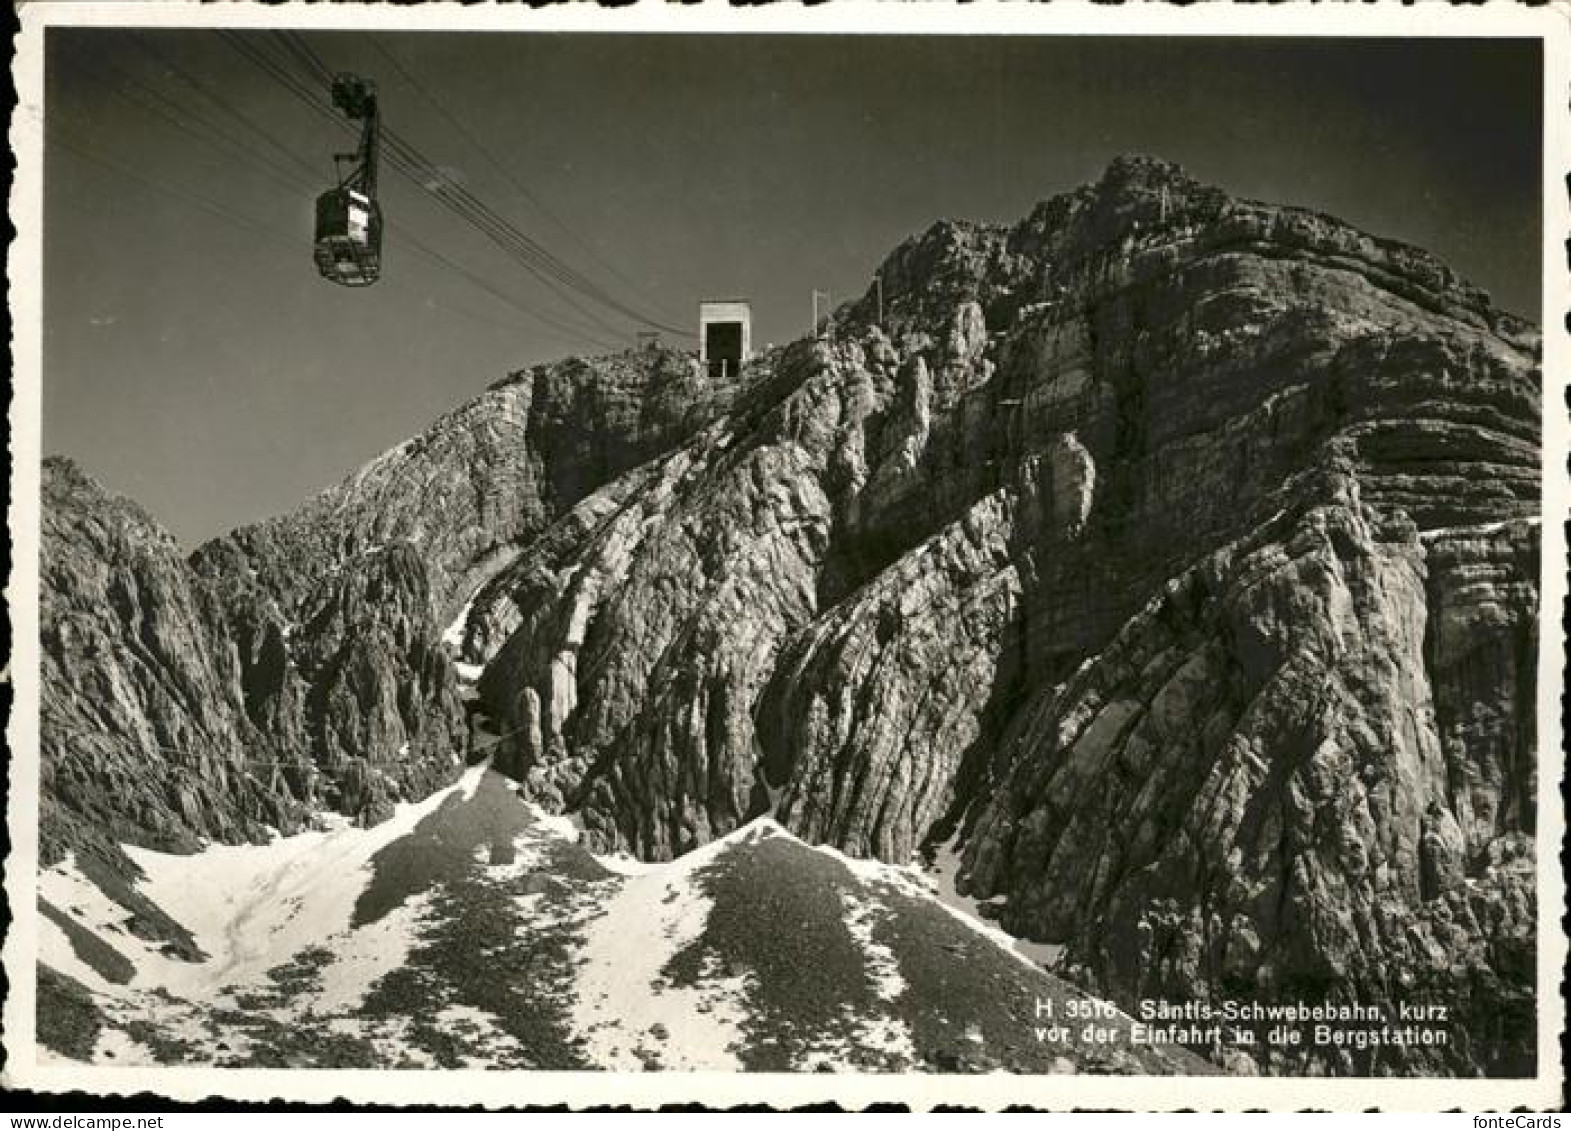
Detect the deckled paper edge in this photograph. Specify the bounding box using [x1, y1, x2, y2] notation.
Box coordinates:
[4, 0, 1565, 1111]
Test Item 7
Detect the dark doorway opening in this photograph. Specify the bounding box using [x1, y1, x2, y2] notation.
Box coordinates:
[705, 321, 744, 380]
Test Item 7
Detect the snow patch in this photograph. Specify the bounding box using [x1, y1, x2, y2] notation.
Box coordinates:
[569, 823, 782, 1070]
[921, 835, 1064, 972]
[590, 851, 666, 877]
[90, 1027, 158, 1065]
[796, 1009, 915, 1072]
[120, 763, 486, 996]
[433, 1004, 531, 1068]
[589, 816, 783, 875]
[840, 891, 907, 1002]
[851, 1013, 916, 1062]
[527, 804, 581, 845]
[39, 857, 133, 934]
[366, 1020, 440, 1069]
[474, 831, 552, 882]
[1419, 516, 1541, 540]
[312, 892, 433, 1013]
[36, 914, 120, 994]
[806, 834, 1065, 976]
[442, 596, 476, 650]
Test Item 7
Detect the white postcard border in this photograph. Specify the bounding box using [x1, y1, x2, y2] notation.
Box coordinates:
[6, 0, 1566, 1110]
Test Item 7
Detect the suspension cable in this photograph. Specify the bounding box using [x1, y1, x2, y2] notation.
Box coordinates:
[231, 30, 693, 338]
[213, 30, 630, 344]
[368, 35, 686, 328]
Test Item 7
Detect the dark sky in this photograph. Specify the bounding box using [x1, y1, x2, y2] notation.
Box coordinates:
[42, 31, 1542, 547]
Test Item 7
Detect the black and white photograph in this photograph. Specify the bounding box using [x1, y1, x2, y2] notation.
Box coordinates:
[4, 3, 1565, 1110]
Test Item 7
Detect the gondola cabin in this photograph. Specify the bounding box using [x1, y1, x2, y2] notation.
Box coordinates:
[313, 187, 382, 287]
[313, 73, 383, 288]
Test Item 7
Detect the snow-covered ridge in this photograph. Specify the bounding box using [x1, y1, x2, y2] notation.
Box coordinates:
[42, 766, 488, 1001]
[37, 775, 1195, 1074]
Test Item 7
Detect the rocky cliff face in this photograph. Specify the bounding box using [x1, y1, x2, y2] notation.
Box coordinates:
[461, 157, 1540, 1073]
[41, 347, 766, 864]
[41, 458, 304, 862]
[40, 459, 466, 874]
[957, 465, 1537, 1074]
[189, 346, 769, 626]
[39, 155, 1541, 1076]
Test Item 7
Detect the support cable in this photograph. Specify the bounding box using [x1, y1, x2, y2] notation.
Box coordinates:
[240, 30, 693, 338]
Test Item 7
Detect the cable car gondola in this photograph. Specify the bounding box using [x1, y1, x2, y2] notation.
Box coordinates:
[313, 73, 383, 287]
